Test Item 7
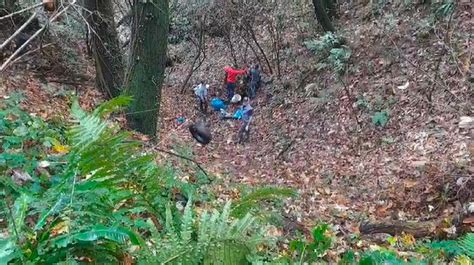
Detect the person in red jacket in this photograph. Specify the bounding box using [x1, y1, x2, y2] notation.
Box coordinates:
[223, 65, 248, 101]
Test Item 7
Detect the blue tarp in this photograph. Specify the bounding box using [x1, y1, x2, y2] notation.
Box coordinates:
[233, 109, 243, 119]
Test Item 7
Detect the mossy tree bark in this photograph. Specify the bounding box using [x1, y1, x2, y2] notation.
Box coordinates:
[323, 0, 338, 19]
[83, 0, 124, 99]
[312, 0, 335, 32]
[125, 0, 169, 137]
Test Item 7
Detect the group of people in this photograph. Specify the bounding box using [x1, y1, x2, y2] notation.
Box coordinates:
[192, 63, 262, 144]
[223, 63, 261, 101]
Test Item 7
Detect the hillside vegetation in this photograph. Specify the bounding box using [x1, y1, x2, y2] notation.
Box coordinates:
[0, 0, 473, 264]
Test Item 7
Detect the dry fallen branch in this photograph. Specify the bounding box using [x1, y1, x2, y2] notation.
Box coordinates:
[0, 0, 78, 72]
[360, 220, 439, 238]
[360, 208, 470, 238]
[11, 43, 54, 65]
[0, 3, 42, 21]
[0, 12, 37, 50]
[154, 147, 209, 179]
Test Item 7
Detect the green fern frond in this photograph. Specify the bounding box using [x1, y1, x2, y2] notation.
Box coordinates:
[231, 187, 297, 218]
[10, 193, 31, 234]
[34, 195, 68, 231]
[52, 226, 144, 248]
[69, 99, 107, 151]
[67, 97, 157, 185]
[460, 233, 474, 258]
[180, 196, 194, 243]
[93, 96, 133, 118]
[148, 201, 271, 264]
[0, 238, 19, 265]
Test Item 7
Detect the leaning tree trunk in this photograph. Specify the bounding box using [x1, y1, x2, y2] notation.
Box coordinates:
[323, 0, 337, 19]
[83, 0, 124, 99]
[125, 0, 169, 136]
[312, 0, 335, 32]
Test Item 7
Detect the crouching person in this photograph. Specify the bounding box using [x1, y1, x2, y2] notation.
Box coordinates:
[237, 98, 254, 144]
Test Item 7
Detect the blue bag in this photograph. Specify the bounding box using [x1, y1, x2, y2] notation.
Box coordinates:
[210, 98, 227, 111]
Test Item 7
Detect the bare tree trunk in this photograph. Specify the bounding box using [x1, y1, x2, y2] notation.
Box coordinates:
[180, 17, 206, 93]
[83, 0, 124, 99]
[244, 22, 273, 75]
[225, 30, 238, 67]
[323, 0, 337, 19]
[240, 35, 262, 69]
[125, 0, 169, 137]
[312, 0, 335, 32]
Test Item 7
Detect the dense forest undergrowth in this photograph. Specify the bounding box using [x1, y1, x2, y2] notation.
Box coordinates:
[1, 0, 473, 264]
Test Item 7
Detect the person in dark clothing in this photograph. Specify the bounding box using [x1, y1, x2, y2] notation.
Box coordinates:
[237, 98, 254, 144]
[14, 32, 31, 55]
[248, 64, 261, 99]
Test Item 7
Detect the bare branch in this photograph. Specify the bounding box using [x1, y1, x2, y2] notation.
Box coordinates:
[0, 3, 42, 21]
[180, 15, 207, 93]
[154, 147, 209, 178]
[1, 0, 78, 72]
[10, 43, 54, 65]
[0, 12, 37, 50]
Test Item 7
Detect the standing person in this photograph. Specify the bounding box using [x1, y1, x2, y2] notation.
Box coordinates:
[223, 65, 248, 102]
[248, 64, 261, 99]
[193, 81, 209, 113]
[237, 98, 254, 144]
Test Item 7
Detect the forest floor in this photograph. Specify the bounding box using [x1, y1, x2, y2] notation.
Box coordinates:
[1, 1, 472, 248]
[157, 2, 473, 241]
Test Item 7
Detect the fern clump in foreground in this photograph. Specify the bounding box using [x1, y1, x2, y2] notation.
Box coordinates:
[0, 96, 274, 264]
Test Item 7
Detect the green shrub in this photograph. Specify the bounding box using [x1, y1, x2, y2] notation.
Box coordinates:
[304, 32, 352, 75]
[371, 111, 390, 127]
[290, 223, 332, 263]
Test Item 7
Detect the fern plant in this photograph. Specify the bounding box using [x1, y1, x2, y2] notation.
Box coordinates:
[0, 96, 164, 264]
[290, 223, 332, 263]
[1, 96, 276, 264]
[141, 200, 272, 264]
[304, 32, 352, 75]
[231, 186, 297, 218]
[460, 233, 474, 258]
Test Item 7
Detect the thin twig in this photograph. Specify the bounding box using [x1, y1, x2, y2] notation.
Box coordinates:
[338, 75, 362, 130]
[154, 147, 209, 178]
[277, 139, 295, 159]
[0, 12, 37, 50]
[180, 15, 206, 93]
[0, 2, 42, 21]
[244, 21, 273, 75]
